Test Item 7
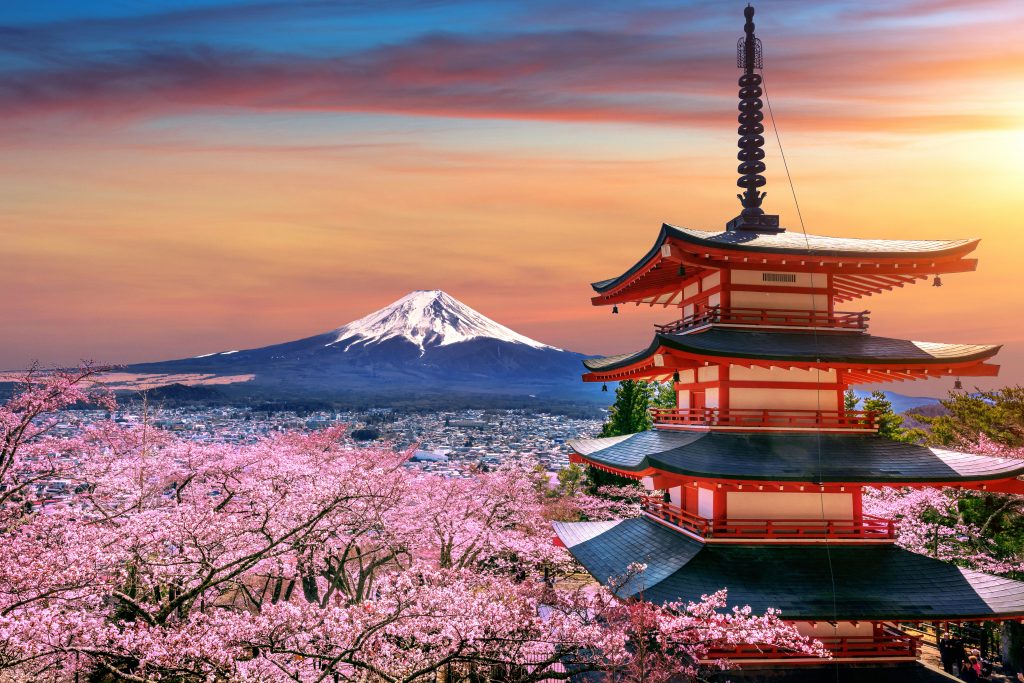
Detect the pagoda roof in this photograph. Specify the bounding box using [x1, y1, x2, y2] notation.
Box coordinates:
[553, 517, 1024, 621]
[569, 430, 1024, 485]
[591, 224, 980, 305]
[582, 328, 1000, 374]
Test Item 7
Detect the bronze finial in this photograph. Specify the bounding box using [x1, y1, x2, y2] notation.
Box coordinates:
[727, 4, 782, 233]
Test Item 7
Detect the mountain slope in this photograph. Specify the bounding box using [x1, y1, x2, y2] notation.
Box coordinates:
[127, 290, 596, 404]
[327, 290, 559, 353]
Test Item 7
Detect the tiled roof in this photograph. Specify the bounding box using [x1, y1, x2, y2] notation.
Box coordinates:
[568, 430, 1024, 483]
[582, 329, 1000, 371]
[553, 517, 1024, 621]
[592, 224, 978, 293]
[667, 225, 976, 256]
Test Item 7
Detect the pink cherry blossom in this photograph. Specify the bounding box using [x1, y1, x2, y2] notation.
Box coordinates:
[0, 367, 822, 681]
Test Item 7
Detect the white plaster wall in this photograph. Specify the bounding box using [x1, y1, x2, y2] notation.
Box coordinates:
[729, 290, 828, 312]
[679, 369, 695, 384]
[729, 366, 837, 383]
[677, 390, 689, 409]
[684, 282, 699, 299]
[705, 387, 720, 408]
[697, 488, 714, 519]
[708, 292, 721, 307]
[727, 492, 853, 519]
[669, 486, 682, 509]
[730, 271, 820, 287]
[728, 387, 839, 411]
[697, 366, 719, 383]
[795, 621, 874, 638]
[702, 272, 722, 289]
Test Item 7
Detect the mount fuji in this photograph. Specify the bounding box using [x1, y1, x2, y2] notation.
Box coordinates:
[126, 291, 597, 407]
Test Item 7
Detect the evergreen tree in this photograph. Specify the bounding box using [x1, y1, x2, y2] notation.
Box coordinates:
[918, 386, 1024, 448]
[587, 380, 662, 490]
[599, 380, 655, 437]
[845, 389, 921, 443]
[652, 381, 677, 410]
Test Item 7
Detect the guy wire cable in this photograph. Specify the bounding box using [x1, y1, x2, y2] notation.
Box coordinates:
[760, 65, 842, 681]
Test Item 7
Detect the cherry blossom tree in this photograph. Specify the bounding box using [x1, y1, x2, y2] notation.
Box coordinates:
[0, 367, 823, 682]
[863, 435, 1024, 577]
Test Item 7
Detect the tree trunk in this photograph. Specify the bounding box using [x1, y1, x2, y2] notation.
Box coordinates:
[302, 573, 320, 603]
[1001, 621, 1024, 671]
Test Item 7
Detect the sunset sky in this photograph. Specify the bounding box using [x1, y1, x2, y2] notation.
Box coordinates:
[2, 0, 1023, 395]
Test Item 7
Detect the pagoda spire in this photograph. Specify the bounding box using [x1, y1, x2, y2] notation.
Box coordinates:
[727, 4, 782, 233]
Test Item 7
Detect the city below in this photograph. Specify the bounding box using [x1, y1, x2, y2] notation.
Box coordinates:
[23, 406, 602, 509]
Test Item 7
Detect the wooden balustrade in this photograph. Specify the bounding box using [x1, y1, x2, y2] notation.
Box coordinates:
[655, 306, 869, 334]
[707, 631, 919, 660]
[650, 407, 878, 432]
[643, 498, 896, 541]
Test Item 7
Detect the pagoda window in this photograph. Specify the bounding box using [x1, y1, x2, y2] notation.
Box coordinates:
[726, 491, 854, 520]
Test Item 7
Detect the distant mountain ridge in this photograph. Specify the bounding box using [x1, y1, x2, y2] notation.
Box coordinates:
[127, 290, 597, 406]
[326, 290, 559, 354]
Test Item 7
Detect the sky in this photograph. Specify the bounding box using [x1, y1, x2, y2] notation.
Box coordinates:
[1, 0, 1023, 395]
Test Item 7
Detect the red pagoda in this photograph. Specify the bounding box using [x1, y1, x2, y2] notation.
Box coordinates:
[553, 5, 1024, 675]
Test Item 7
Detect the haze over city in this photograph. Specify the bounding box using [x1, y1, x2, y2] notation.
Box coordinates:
[2, 0, 1022, 394]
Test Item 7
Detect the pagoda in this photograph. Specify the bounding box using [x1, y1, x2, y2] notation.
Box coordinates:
[553, 5, 1024, 673]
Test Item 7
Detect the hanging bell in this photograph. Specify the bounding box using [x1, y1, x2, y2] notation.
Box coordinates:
[932, 275, 943, 287]
[612, 305, 619, 315]
[601, 383, 609, 392]
[954, 377, 963, 390]
[677, 265, 687, 277]
[672, 370, 681, 383]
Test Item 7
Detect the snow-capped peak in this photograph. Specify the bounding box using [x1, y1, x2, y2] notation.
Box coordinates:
[326, 290, 560, 353]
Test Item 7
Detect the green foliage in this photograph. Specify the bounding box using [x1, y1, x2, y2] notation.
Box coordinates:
[556, 463, 587, 497]
[585, 466, 638, 492]
[844, 388, 859, 412]
[599, 380, 655, 437]
[918, 386, 1024, 448]
[845, 389, 922, 443]
[651, 381, 677, 410]
[586, 380, 672, 493]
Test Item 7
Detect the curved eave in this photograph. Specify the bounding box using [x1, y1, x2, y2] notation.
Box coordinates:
[582, 331, 1001, 382]
[591, 224, 981, 306]
[570, 451, 1024, 492]
[553, 517, 1024, 622]
[567, 432, 1024, 490]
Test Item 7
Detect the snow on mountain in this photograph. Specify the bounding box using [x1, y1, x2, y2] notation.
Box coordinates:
[326, 290, 561, 353]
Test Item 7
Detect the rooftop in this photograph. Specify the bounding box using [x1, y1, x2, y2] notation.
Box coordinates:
[583, 329, 999, 373]
[569, 430, 1024, 485]
[553, 516, 1024, 621]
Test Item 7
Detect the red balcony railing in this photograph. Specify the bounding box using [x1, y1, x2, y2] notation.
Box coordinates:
[655, 306, 869, 334]
[650, 407, 878, 432]
[643, 498, 896, 541]
[706, 629, 919, 661]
